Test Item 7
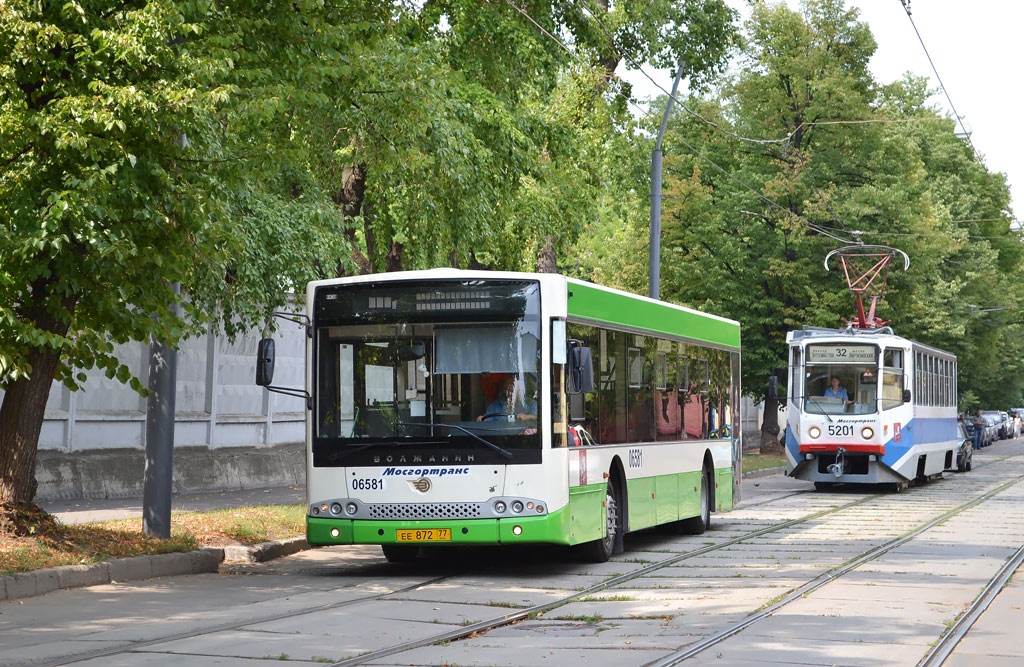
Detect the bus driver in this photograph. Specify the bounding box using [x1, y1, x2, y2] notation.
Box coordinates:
[477, 376, 537, 422]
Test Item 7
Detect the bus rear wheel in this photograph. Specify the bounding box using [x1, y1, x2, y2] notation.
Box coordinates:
[381, 544, 420, 563]
[681, 467, 711, 535]
[576, 479, 621, 563]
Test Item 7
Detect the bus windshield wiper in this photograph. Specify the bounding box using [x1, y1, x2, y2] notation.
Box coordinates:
[396, 421, 514, 460]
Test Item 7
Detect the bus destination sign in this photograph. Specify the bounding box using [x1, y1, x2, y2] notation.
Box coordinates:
[807, 345, 877, 364]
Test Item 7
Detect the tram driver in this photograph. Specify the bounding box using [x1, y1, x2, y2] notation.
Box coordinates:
[824, 376, 853, 405]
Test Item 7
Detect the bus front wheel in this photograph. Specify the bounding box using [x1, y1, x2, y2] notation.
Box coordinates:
[576, 479, 622, 563]
[681, 467, 711, 535]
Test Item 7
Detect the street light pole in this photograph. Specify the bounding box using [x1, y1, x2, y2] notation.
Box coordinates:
[650, 59, 686, 301]
[143, 282, 179, 538]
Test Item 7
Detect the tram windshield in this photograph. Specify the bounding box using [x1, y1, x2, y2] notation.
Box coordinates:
[311, 280, 541, 463]
[803, 343, 878, 415]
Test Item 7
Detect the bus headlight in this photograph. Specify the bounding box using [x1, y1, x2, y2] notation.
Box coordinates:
[861, 427, 874, 439]
[346, 502, 358, 515]
[808, 426, 821, 439]
[330, 503, 343, 515]
[511, 500, 524, 513]
[494, 501, 507, 514]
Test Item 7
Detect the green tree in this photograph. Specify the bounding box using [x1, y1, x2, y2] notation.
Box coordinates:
[0, 0, 363, 504]
[650, 0, 1023, 410]
[1, 0, 741, 507]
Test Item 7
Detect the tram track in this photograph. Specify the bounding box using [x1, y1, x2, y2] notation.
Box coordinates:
[32, 574, 458, 667]
[327, 492, 884, 666]
[22, 454, 1023, 666]
[22, 488, 876, 667]
[332, 457, 1024, 666]
[644, 472, 1024, 666]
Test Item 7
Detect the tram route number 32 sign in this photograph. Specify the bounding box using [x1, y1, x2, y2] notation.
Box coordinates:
[808, 345, 877, 363]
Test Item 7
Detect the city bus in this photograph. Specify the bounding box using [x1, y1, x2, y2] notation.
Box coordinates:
[256, 269, 741, 562]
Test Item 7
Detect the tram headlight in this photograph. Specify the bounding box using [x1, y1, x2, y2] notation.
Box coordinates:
[808, 426, 821, 439]
[493, 501, 507, 514]
[861, 426, 874, 439]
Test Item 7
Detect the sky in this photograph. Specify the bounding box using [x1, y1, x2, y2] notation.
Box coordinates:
[619, 0, 1023, 223]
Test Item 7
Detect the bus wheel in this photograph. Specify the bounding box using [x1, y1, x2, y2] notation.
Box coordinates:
[681, 467, 711, 535]
[381, 544, 420, 563]
[576, 479, 621, 563]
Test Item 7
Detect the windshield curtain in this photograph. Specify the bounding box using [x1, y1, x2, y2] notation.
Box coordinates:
[803, 343, 879, 415]
[313, 280, 541, 465]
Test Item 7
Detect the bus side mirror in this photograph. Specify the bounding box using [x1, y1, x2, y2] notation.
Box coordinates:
[567, 339, 594, 395]
[256, 338, 276, 386]
[903, 389, 911, 403]
[767, 376, 778, 401]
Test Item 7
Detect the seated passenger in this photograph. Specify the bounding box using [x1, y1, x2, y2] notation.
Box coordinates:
[477, 376, 537, 422]
[824, 376, 852, 404]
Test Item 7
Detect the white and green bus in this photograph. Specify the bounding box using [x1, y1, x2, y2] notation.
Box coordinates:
[256, 270, 741, 562]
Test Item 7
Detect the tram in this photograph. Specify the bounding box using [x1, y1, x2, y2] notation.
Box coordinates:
[783, 326, 961, 490]
[782, 243, 962, 490]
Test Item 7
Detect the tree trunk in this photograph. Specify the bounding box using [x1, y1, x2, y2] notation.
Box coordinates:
[760, 393, 784, 455]
[334, 162, 371, 275]
[385, 241, 403, 273]
[0, 348, 61, 503]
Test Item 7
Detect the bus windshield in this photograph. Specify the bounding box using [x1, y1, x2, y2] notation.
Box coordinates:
[312, 280, 541, 464]
[803, 343, 878, 415]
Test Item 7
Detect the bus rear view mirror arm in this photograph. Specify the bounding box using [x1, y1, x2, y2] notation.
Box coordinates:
[256, 337, 312, 410]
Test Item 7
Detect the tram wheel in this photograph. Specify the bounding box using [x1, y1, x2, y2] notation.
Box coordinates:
[575, 478, 622, 563]
[681, 467, 712, 535]
[813, 482, 834, 492]
[381, 544, 421, 563]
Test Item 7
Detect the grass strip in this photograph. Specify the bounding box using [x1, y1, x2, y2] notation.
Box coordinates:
[1, 503, 305, 575]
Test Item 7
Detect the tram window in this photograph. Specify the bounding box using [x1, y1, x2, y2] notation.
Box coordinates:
[791, 347, 801, 407]
[882, 348, 904, 411]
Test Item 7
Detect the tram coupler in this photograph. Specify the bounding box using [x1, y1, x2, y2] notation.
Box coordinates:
[827, 447, 847, 478]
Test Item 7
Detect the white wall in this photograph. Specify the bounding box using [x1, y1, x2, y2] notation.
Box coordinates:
[0, 319, 307, 452]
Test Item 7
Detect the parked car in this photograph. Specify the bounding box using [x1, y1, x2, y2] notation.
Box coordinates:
[955, 420, 973, 471]
[984, 414, 1001, 444]
[981, 410, 1007, 440]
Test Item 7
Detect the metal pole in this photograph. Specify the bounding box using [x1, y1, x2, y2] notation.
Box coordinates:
[143, 282, 179, 538]
[649, 59, 686, 301]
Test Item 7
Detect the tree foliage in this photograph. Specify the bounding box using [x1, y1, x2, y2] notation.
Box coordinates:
[0, 0, 739, 504]
[644, 0, 1024, 406]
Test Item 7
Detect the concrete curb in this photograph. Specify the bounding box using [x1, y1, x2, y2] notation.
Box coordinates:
[742, 465, 785, 479]
[0, 537, 309, 603]
[223, 536, 309, 563]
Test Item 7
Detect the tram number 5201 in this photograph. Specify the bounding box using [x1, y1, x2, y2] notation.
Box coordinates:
[628, 448, 643, 469]
[827, 424, 853, 437]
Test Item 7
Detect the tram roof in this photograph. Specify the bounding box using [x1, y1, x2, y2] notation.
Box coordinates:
[786, 326, 955, 359]
[305, 269, 740, 351]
